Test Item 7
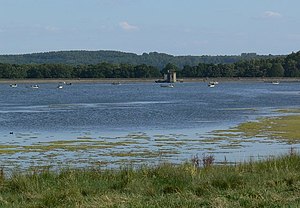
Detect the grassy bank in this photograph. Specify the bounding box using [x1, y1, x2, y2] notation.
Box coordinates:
[0, 152, 300, 207]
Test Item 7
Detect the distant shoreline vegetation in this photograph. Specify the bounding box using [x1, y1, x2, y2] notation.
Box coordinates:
[0, 50, 299, 79]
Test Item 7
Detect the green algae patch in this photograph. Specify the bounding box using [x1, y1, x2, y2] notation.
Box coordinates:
[0, 144, 19, 149]
[109, 149, 180, 158]
[110, 151, 160, 158]
[275, 108, 300, 114]
[41, 139, 96, 145]
[216, 115, 300, 143]
[0, 149, 23, 154]
[125, 133, 151, 140]
[0, 138, 145, 156]
[266, 116, 300, 142]
[218, 143, 246, 149]
[154, 137, 176, 142]
[22, 144, 114, 152]
[211, 132, 240, 137]
[77, 136, 95, 140]
[0, 144, 29, 154]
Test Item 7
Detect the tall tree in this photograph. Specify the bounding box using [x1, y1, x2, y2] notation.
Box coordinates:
[267, 63, 284, 77]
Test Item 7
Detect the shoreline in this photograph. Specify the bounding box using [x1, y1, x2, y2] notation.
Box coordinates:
[1, 77, 300, 84]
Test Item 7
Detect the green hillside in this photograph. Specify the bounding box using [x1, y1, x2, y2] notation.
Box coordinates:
[0, 50, 282, 69]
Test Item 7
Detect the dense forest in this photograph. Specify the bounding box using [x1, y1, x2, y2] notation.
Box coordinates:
[0, 50, 282, 69]
[0, 51, 299, 79]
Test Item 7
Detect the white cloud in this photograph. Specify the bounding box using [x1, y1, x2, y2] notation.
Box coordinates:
[119, 21, 138, 31]
[263, 11, 282, 18]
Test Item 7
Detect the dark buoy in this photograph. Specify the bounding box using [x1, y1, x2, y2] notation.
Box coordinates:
[10, 131, 13, 134]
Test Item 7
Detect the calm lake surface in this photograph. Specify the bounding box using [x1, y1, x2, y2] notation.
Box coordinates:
[1, 81, 300, 170]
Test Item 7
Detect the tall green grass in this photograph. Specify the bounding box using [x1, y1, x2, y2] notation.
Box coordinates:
[1, 152, 300, 207]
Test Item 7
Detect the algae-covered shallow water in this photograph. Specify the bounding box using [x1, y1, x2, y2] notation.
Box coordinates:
[1, 81, 300, 170]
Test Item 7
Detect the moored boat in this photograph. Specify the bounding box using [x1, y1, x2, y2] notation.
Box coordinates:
[208, 83, 215, 88]
[10, 84, 17, 88]
[209, 81, 219, 85]
[31, 85, 39, 89]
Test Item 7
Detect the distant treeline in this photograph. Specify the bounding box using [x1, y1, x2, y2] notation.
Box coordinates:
[0, 63, 162, 79]
[0, 50, 283, 69]
[0, 51, 299, 79]
[180, 51, 300, 78]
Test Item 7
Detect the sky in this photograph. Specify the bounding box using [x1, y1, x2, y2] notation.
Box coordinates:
[0, 0, 299, 56]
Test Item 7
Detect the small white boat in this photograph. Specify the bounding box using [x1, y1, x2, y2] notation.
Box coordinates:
[160, 84, 174, 88]
[272, 81, 280, 85]
[10, 84, 17, 88]
[209, 81, 219, 85]
[57, 85, 63, 89]
[208, 83, 215, 88]
[31, 85, 39, 89]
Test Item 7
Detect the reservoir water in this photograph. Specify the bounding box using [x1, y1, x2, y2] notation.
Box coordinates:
[0, 81, 300, 170]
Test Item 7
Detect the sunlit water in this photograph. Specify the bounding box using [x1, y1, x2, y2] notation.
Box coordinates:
[1, 81, 300, 170]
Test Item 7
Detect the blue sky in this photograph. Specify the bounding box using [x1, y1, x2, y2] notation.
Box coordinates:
[0, 0, 299, 55]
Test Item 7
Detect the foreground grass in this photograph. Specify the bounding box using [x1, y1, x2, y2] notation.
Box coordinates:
[0, 153, 300, 207]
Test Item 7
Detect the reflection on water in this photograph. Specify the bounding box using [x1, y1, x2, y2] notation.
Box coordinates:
[0, 81, 300, 170]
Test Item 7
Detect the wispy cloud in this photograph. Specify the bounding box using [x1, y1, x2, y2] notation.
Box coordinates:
[119, 21, 138, 31]
[263, 11, 282, 18]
